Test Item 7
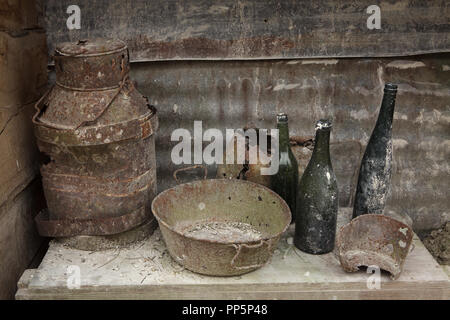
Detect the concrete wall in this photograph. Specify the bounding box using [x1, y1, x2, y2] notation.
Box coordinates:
[0, 1, 47, 299]
[130, 54, 449, 232]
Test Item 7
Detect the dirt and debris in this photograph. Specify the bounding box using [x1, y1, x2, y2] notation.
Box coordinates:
[22, 208, 448, 298]
[422, 222, 450, 265]
[179, 221, 263, 242]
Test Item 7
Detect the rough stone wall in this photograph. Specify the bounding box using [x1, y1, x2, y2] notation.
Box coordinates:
[130, 54, 449, 233]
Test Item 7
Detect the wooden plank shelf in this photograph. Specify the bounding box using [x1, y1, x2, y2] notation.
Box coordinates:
[15, 209, 449, 300]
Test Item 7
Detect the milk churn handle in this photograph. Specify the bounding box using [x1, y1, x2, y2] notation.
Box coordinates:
[230, 239, 273, 270]
[34, 62, 131, 131]
[72, 47, 131, 130]
[73, 73, 130, 130]
[32, 85, 53, 125]
[173, 165, 208, 184]
[32, 81, 124, 130]
[48, 44, 131, 130]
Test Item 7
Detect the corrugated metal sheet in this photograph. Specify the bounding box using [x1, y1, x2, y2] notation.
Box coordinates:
[42, 0, 450, 61]
[128, 55, 450, 231]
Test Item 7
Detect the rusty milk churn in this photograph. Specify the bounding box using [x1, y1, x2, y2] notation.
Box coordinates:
[32, 39, 158, 237]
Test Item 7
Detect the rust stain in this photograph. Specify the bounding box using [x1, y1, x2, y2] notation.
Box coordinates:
[336, 214, 414, 280]
[241, 78, 251, 123]
[140, 119, 151, 138]
[216, 79, 227, 122]
[128, 35, 296, 60]
[33, 39, 158, 237]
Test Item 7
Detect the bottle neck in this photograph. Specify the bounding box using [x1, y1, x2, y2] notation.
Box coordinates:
[277, 122, 290, 151]
[311, 129, 331, 163]
[377, 90, 396, 129]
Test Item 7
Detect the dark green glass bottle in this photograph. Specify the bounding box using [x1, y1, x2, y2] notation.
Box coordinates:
[353, 83, 397, 218]
[294, 119, 338, 254]
[271, 113, 299, 223]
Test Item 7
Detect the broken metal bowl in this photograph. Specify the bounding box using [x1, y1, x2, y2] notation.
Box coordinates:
[336, 214, 414, 280]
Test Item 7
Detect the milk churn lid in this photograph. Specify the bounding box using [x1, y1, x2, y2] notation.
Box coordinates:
[55, 38, 127, 57]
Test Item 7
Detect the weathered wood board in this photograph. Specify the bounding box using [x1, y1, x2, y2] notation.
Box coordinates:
[15, 209, 449, 300]
[1, 181, 46, 299]
[0, 0, 40, 31]
[0, 30, 47, 206]
[41, 0, 450, 61]
[0, 13, 47, 298]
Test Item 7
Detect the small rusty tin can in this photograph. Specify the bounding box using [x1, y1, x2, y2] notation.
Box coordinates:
[33, 39, 158, 237]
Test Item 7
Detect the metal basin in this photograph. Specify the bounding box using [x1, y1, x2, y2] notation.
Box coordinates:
[336, 214, 414, 280]
[151, 179, 291, 276]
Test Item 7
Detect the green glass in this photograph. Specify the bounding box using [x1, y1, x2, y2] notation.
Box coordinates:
[271, 113, 299, 223]
[294, 119, 338, 254]
[353, 83, 397, 218]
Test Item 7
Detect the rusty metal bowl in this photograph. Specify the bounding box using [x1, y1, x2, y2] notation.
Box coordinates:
[336, 214, 414, 280]
[151, 177, 291, 276]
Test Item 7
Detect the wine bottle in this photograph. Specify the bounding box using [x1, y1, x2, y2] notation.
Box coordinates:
[353, 83, 397, 219]
[271, 113, 299, 223]
[294, 119, 338, 254]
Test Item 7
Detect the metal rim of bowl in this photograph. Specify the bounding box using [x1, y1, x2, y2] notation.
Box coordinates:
[337, 213, 413, 240]
[151, 178, 292, 245]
